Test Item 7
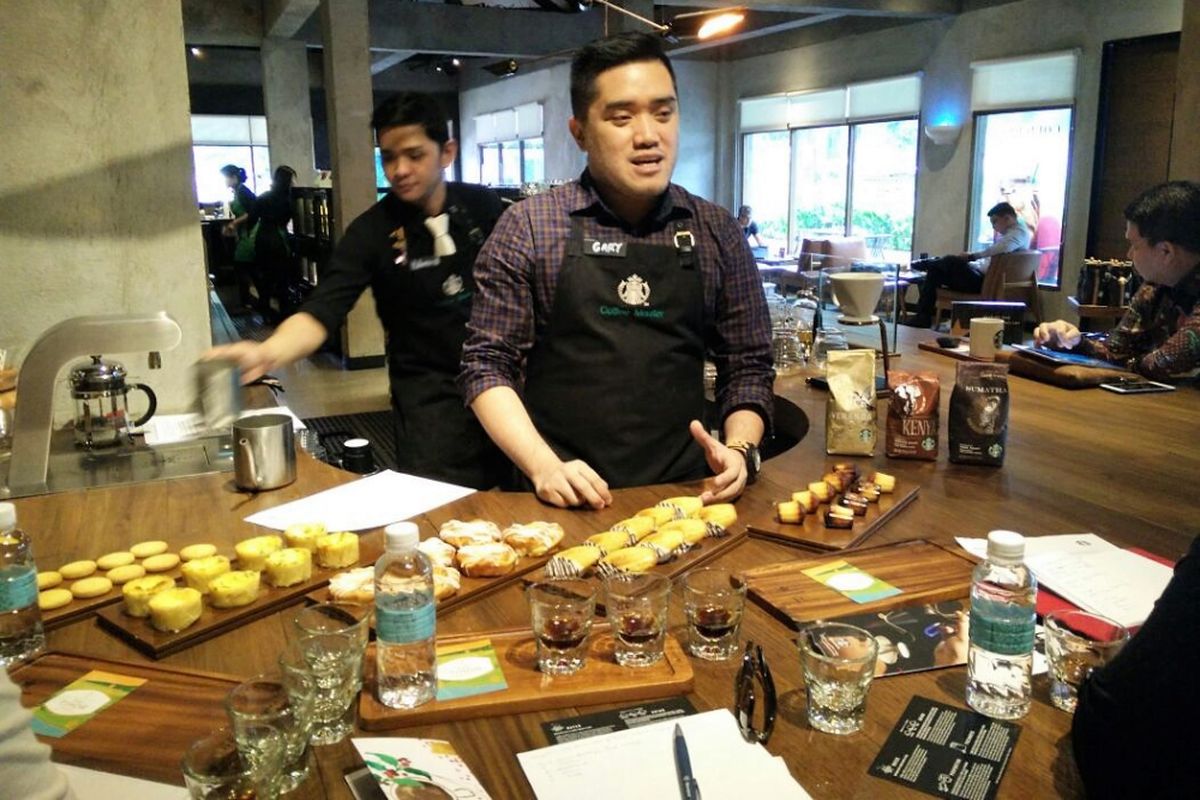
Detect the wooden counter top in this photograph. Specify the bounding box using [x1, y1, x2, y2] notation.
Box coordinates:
[14, 326, 1198, 799]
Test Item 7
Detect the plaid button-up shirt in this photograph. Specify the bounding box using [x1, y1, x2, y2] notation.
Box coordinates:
[459, 171, 775, 429]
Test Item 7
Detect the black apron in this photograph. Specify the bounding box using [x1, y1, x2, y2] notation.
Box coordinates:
[522, 216, 708, 489]
[385, 202, 508, 489]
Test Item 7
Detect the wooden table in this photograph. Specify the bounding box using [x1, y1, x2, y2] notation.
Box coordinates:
[16, 325, 1198, 798]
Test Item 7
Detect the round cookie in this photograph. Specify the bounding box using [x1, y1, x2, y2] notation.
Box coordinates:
[97, 551, 136, 570]
[71, 576, 114, 598]
[142, 553, 181, 573]
[107, 564, 147, 585]
[37, 571, 63, 590]
[130, 540, 169, 559]
[59, 560, 97, 580]
[180, 544, 217, 562]
[39, 588, 73, 610]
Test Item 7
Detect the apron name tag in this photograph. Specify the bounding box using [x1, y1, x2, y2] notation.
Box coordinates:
[408, 256, 442, 270]
[585, 239, 627, 258]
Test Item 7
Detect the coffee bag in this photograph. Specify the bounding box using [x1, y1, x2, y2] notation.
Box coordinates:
[886, 371, 940, 460]
[825, 350, 876, 455]
[948, 362, 1009, 465]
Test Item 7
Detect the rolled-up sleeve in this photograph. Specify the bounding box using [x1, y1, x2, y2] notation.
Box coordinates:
[459, 203, 537, 405]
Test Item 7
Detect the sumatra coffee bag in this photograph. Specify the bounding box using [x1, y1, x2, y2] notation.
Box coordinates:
[826, 350, 877, 455]
[949, 362, 1009, 465]
[886, 371, 940, 460]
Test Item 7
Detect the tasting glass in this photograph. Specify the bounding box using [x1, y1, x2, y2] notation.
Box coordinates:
[681, 568, 747, 661]
[293, 601, 371, 691]
[526, 580, 598, 676]
[812, 327, 849, 373]
[182, 723, 283, 800]
[1044, 610, 1129, 713]
[603, 573, 671, 667]
[225, 674, 313, 794]
[279, 633, 360, 745]
[798, 622, 879, 735]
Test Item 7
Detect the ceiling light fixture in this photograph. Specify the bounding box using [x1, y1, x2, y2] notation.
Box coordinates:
[695, 10, 746, 40]
[483, 59, 520, 78]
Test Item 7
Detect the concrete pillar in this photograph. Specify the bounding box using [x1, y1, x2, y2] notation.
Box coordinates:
[1169, 0, 1200, 180]
[320, 0, 385, 366]
[261, 37, 317, 185]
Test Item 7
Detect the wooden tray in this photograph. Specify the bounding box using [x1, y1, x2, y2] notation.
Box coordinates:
[748, 480, 919, 551]
[741, 538, 976, 630]
[10, 651, 240, 785]
[41, 561, 186, 631]
[96, 535, 385, 658]
[358, 625, 694, 731]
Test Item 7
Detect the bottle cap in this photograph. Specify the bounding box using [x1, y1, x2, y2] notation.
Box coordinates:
[383, 522, 420, 551]
[986, 530, 1025, 561]
[0, 503, 15, 530]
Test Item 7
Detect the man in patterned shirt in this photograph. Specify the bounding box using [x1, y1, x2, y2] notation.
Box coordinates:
[1035, 181, 1200, 379]
[459, 33, 774, 509]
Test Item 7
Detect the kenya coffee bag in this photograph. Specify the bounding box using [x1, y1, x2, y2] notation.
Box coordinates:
[949, 362, 1009, 465]
[826, 349, 876, 456]
[886, 371, 940, 460]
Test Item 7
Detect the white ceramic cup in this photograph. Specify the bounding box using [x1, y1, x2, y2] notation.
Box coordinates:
[969, 317, 1006, 360]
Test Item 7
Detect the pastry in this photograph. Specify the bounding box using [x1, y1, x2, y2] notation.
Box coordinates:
[657, 496, 703, 519]
[38, 588, 73, 611]
[433, 564, 461, 601]
[824, 505, 855, 529]
[208, 571, 261, 608]
[776, 501, 803, 524]
[456, 542, 518, 577]
[59, 560, 97, 580]
[838, 493, 869, 516]
[639, 529, 686, 562]
[545, 546, 602, 579]
[329, 567, 375, 604]
[149, 587, 203, 632]
[70, 576, 113, 598]
[36, 571, 62, 590]
[315, 532, 359, 569]
[179, 543, 218, 562]
[596, 547, 658, 578]
[791, 490, 819, 514]
[417, 537, 458, 569]
[609, 516, 656, 543]
[283, 522, 326, 553]
[142, 553, 181, 573]
[635, 506, 676, 528]
[869, 471, 896, 493]
[129, 540, 169, 559]
[263, 548, 313, 587]
[106, 564, 146, 585]
[122, 575, 176, 618]
[438, 519, 502, 548]
[502, 521, 564, 556]
[181, 555, 232, 594]
[657, 518, 710, 546]
[807, 481, 833, 503]
[822, 472, 847, 493]
[696, 504, 738, 530]
[853, 482, 881, 502]
[235, 535, 284, 571]
[96, 551, 135, 570]
[585, 530, 631, 555]
[833, 462, 860, 483]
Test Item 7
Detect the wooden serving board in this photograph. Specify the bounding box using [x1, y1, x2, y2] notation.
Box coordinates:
[10, 652, 240, 786]
[748, 482, 919, 551]
[917, 340, 1017, 363]
[358, 625, 694, 731]
[41, 561, 186, 631]
[741, 538, 976, 630]
[96, 534, 385, 658]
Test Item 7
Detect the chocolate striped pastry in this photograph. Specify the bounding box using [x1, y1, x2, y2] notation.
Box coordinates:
[635, 506, 677, 528]
[545, 546, 603, 579]
[585, 530, 631, 555]
[655, 496, 703, 519]
[609, 516, 656, 543]
[696, 504, 738, 530]
[638, 529, 686, 562]
[596, 546, 658, 578]
[657, 519, 710, 547]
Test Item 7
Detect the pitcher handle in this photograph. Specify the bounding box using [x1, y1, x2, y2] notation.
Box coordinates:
[128, 383, 157, 428]
[238, 437, 263, 486]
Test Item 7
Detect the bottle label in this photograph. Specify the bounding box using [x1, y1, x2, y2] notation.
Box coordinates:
[970, 606, 1035, 656]
[376, 602, 435, 644]
[0, 568, 37, 612]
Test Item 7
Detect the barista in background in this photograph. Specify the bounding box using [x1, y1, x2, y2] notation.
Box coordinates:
[219, 164, 259, 311]
[245, 165, 296, 323]
[1035, 181, 1200, 379]
[738, 205, 764, 248]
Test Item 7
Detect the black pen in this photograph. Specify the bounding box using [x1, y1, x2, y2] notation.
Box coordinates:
[674, 723, 701, 800]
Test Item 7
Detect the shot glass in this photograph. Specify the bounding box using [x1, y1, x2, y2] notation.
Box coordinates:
[182, 724, 283, 800]
[682, 568, 747, 661]
[604, 573, 671, 667]
[279, 633, 360, 745]
[798, 622, 879, 735]
[526, 580, 597, 676]
[293, 602, 371, 691]
[225, 674, 312, 793]
[1044, 610, 1129, 713]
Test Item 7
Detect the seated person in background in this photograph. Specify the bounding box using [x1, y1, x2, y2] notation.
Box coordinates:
[738, 205, 764, 248]
[1035, 181, 1200, 380]
[906, 202, 1031, 327]
[1072, 534, 1200, 799]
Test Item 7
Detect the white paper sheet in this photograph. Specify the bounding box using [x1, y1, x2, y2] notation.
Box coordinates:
[518, 709, 812, 800]
[140, 406, 307, 445]
[954, 533, 1117, 562]
[1025, 548, 1174, 628]
[58, 763, 186, 799]
[243, 469, 476, 532]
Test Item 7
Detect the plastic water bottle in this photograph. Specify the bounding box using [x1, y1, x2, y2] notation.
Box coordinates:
[374, 522, 436, 709]
[966, 530, 1036, 719]
[0, 503, 45, 668]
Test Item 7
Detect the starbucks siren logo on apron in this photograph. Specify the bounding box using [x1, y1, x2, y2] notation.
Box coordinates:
[617, 274, 651, 307]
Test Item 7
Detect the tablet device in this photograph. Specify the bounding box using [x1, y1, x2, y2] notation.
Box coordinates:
[1011, 344, 1122, 370]
[1099, 378, 1176, 394]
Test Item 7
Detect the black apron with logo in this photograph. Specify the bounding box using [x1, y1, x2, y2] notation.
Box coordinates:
[522, 217, 708, 489]
[383, 202, 508, 489]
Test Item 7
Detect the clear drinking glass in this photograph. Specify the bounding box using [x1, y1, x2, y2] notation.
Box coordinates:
[526, 580, 597, 676]
[279, 633, 360, 745]
[772, 321, 804, 375]
[812, 327, 849, 373]
[604, 573, 671, 667]
[798, 622, 879, 735]
[682, 569, 747, 661]
[182, 724, 283, 800]
[225, 675, 312, 794]
[293, 602, 371, 691]
[1043, 610, 1129, 713]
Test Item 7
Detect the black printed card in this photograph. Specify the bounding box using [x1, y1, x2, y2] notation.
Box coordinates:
[541, 696, 697, 745]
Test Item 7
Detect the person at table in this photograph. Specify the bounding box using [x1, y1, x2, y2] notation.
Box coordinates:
[220, 164, 260, 311]
[244, 165, 297, 323]
[459, 33, 774, 509]
[905, 201, 1031, 328]
[738, 205, 764, 248]
[1072, 534, 1200, 799]
[1035, 180, 1200, 380]
[206, 92, 509, 489]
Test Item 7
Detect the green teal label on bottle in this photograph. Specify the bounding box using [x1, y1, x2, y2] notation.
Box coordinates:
[970, 605, 1035, 656]
[0, 568, 38, 612]
[376, 603, 435, 644]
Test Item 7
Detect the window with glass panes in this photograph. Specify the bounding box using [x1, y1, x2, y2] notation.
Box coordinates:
[191, 115, 271, 204]
[475, 103, 544, 186]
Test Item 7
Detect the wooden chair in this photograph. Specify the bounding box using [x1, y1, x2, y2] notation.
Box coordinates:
[932, 250, 1043, 329]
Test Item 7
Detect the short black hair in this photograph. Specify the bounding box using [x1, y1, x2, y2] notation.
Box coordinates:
[1124, 181, 1200, 252]
[570, 32, 677, 120]
[371, 92, 450, 147]
[986, 202, 1017, 219]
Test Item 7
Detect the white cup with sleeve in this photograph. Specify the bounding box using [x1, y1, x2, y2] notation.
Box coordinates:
[969, 317, 1006, 360]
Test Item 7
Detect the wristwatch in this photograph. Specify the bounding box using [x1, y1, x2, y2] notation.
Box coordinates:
[726, 440, 761, 485]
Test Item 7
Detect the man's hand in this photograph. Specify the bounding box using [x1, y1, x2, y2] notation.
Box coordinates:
[689, 420, 748, 504]
[933, 611, 970, 666]
[529, 454, 611, 510]
[1033, 320, 1082, 349]
[203, 341, 278, 384]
